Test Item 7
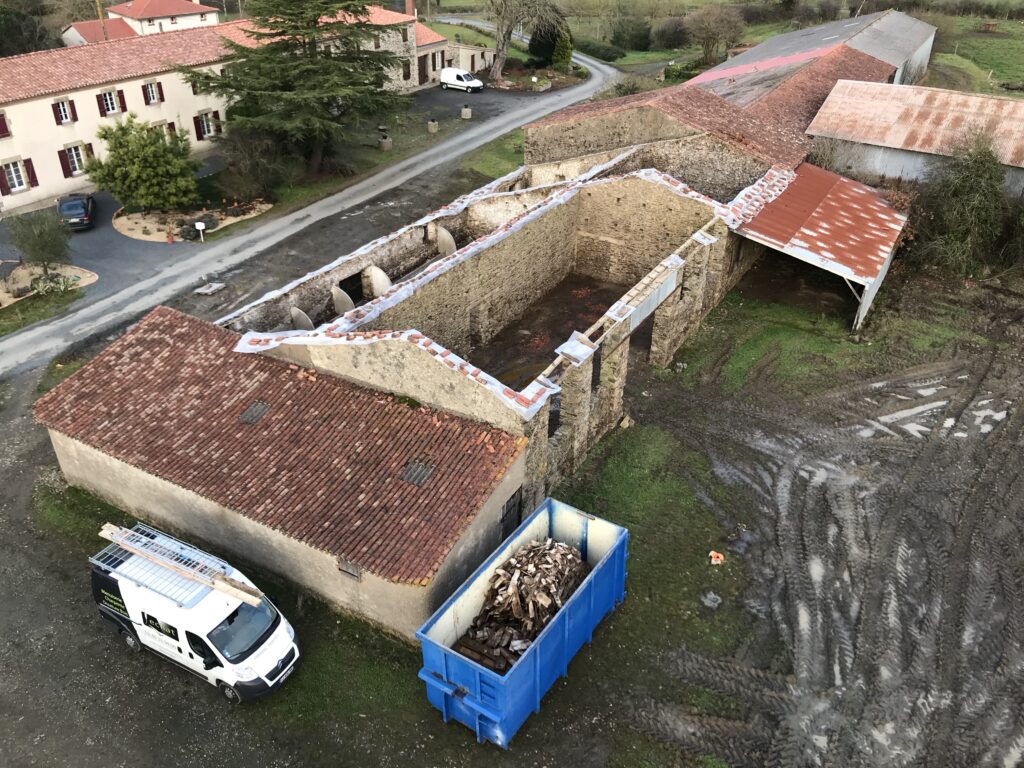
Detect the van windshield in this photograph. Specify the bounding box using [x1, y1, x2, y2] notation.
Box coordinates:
[207, 600, 279, 663]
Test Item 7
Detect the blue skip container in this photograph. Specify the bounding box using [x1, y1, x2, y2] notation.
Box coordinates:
[416, 497, 628, 749]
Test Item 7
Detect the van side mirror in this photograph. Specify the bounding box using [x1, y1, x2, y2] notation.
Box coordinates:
[203, 657, 221, 671]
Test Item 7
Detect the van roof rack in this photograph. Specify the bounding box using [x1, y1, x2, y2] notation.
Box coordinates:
[91, 523, 263, 608]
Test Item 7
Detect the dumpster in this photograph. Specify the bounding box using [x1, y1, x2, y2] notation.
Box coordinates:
[416, 497, 628, 748]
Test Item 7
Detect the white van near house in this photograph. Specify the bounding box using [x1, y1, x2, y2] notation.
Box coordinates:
[90, 523, 299, 703]
[440, 67, 484, 92]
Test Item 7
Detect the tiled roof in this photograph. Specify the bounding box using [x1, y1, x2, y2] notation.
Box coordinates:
[526, 84, 808, 167]
[64, 18, 139, 43]
[745, 46, 895, 134]
[34, 307, 523, 585]
[0, 5, 410, 106]
[416, 21, 447, 47]
[107, 0, 217, 19]
[737, 162, 906, 283]
[807, 80, 1024, 169]
[0, 20, 254, 105]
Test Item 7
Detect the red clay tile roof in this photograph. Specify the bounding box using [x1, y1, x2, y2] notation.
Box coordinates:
[525, 84, 808, 168]
[745, 45, 895, 134]
[0, 21, 254, 105]
[35, 307, 524, 585]
[107, 0, 217, 19]
[737, 162, 906, 283]
[65, 18, 139, 43]
[415, 21, 446, 47]
[0, 6, 410, 106]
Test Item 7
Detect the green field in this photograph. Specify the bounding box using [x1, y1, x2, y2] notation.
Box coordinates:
[933, 14, 1024, 84]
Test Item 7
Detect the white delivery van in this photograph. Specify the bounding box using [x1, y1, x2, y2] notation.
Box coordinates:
[90, 523, 299, 703]
[440, 67, 484, 92]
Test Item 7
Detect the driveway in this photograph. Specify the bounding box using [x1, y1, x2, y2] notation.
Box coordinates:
[0, 51, 617, 378]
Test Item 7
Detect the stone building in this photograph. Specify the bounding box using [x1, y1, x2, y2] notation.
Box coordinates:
[35, 308, 526, 638]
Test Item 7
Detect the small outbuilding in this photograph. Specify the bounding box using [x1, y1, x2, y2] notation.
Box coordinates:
[34, 307, 527, 638]
[807, 80, 1024, 194]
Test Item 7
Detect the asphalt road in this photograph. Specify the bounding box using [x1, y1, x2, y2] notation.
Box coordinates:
[0, 52, 616, 378]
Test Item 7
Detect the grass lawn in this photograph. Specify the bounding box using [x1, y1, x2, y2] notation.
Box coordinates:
[922, 52, 1004, 94]
[37, 355, 88, 394]
[0, 289, 81, 338]
[671, 279, 988, 396]
[458, 127, 523, 178]
[930, 14, 1024, 85]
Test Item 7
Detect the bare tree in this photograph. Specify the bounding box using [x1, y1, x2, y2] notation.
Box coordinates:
[486, 0, 562, 80]
[684, 5, 745, 65]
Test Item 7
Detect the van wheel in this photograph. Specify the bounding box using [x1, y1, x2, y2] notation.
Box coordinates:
[441, 82, 448, 89]
[218, 683, 241, 704]
[120, 629, 141, 653]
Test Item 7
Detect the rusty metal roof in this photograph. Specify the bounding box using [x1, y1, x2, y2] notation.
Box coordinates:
[738, 162, 906, 284]
[807, 80, 1024, 169]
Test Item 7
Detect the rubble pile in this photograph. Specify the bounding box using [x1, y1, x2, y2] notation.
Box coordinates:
[454, 539, 590, 673]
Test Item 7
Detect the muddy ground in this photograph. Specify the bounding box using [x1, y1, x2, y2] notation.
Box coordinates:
[4, 214, 1024, 766]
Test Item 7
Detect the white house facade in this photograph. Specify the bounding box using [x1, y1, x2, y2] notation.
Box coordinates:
[105, 0, 220, 36]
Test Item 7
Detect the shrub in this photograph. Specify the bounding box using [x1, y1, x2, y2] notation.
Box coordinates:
[663, 62, 699, 82]
[575, 36, 626, 61]
[552, 28, 573, 72]
[610, 16, 651, 51]
[818, 0, 839, 20]
[528, 21, 561, 65]
[651, 17, 688, 50]
[685, 5, 746, 65]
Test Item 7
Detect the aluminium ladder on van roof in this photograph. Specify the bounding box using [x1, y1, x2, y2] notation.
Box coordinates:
[91, 523, 263, 608]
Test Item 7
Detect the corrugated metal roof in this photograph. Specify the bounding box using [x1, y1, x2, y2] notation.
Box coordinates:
[807, 80, 1024, 169]
[845, 11, 935, 67]
[738, 162, 906, 284]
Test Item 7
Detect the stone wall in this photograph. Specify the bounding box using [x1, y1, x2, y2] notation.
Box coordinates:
[574, 177, 719, 285]
[50, 430, 525, 639]
[620, 135, 771, 202]
[361, 198, 582, 357]
[524, 106, 696, 165]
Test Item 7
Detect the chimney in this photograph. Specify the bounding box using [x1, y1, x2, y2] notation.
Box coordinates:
[405, 0, 415, 17]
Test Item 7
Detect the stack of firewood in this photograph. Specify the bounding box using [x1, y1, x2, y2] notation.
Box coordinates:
[453, 539, 590, 673]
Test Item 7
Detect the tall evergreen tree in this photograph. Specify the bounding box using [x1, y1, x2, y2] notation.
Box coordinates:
[181, 0, 404, 174]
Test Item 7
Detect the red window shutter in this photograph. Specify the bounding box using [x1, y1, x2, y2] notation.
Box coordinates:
[117, 89, 127, 113]
[85, 143, 94, 158]
[96, 93, 107, 117]
[0, 114, 9, 138]
[193, 115, 204, 140]
[167, 122, 176, 135]
[24, 158, 38, 187]
[0, 172, 10, 196]
[212, 110, 222, 134]
[52, 103, 63, 125]
[69, 99, 78, 122]
[58, 149, 72, 178]
[157, 82, 165, 102]
[142, 84, 151, 106]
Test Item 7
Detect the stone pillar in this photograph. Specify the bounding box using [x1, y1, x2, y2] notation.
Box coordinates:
[522, 401, 552, 507]
[557, 358, 593, 473]
[591, 334, 629, 441]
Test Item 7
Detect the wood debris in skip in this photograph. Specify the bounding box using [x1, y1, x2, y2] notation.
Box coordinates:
[453, 539, 590, 673]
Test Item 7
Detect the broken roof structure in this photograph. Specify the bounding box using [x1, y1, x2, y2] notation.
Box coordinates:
[34, 307, 523, 586]
[737, 163, 907, 328]
[808, 80, 1024, 169]
[690, 10, 935, 108]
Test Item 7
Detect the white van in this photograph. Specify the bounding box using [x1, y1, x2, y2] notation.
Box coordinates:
[90, 523, 299, 703]
[440, 67, 484, 92]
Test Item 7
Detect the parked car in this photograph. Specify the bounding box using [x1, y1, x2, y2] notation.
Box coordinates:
[90, 522, 300, 703]
[440, 67, 484, 92]
[56, 193, 96, 231]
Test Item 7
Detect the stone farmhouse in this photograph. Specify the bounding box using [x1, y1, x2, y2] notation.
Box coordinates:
[37, 13, 931, 637]
[63, 0, 222, 45]
[1, 6, 492, 212]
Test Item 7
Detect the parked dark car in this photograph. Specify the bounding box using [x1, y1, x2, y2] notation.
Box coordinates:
[57, 193, 96, 231]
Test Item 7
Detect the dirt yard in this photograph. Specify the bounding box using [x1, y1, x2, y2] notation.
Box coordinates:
[2, 250, 1023, 767]
[0, 262, 96, 308]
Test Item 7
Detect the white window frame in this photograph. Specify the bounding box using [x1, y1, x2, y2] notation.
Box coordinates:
[2, 160, 27, 192]
[144, 82, 159, 104]
[55, 100, 71, 124]
[199, 12, 206, 20]
[197, 111, 214, 139]
[147, 18, 155, 25]
[101, 91, 118, 115]
[169, 15, 178, 24]
[66, 144, 86, 175]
